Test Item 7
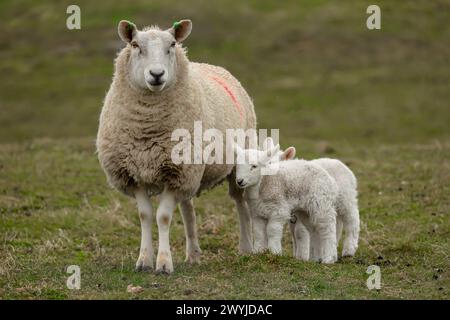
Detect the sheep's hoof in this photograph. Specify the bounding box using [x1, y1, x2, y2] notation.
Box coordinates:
[135, 256, 154, 272]
[155, 252, 174, 274]
[185, 249, 202, 264]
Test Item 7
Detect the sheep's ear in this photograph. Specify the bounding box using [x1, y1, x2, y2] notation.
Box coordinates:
[281, 147, 296, 160]
[118, 20, 137, 43]
[262, 137, 275, 151]
[169, 19, 192, 42]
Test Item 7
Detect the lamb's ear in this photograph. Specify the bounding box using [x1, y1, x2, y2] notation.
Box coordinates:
[267, 144, 280, 159]
[260, 144, 280, 165]
[280, 147, 296, 160]
[262, 137, 275, 151]
[233, 142, 244, 155]
[118, 20, 137, 43]
[169, 19, 192, 42]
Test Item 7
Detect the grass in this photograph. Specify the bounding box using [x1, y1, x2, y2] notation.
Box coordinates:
[0, 138, 448, 299]
[0, 0, 449, 299]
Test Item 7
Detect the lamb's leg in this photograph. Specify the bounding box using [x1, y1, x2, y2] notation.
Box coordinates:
[292, 220, 310, 261]
[228, 173, 253, 254]
[314, 213, 338, 264]
[341, 202, 360, 257]
[155, 188, 177, 274]
[266, 218, 285, 255]
[289, 222, 296, 257]
[236, 198, 253, 254]
[134, 188, 154, 271]
[309, 231, 320, 262]
[179, 199, 202, 263]
[252, 216, 268, 253]
[336, 216, 344, 244]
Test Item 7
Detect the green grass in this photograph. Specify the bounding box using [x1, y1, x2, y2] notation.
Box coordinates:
[0, 0, 449, 299]
[0, 138, 448, 299]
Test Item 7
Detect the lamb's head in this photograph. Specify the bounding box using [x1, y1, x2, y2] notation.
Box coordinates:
[234, 143, 280, 188]
[118, 19, 192, 92]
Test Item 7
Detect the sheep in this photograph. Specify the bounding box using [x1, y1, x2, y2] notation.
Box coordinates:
[262, 139, 360, 261]
[234, 143, 340, 264]
[96, 19, 256, 274]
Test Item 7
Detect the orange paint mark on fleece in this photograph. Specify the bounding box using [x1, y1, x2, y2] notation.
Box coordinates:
[208, 75, 244, 122]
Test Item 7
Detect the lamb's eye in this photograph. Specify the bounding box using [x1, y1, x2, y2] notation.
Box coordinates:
[131, 42, 139, 49]
[251, 165, 258, 169]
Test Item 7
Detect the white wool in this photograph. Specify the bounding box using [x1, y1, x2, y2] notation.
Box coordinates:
[235, 145, 360, 264]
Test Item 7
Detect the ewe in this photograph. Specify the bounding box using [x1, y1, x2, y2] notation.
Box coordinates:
[96, 19, 256, 273]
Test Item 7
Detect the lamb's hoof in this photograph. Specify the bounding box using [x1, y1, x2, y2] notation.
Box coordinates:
[155, 252, 174, 274]
[294, 254, 310, 262]
[185, 249, 202, 264]
[251, 246, 267, 254]
[320, 255, 338, 264]
[135, 255, 153, 272]
[239, 245, 253, 255]
[342, 246, 357, 257]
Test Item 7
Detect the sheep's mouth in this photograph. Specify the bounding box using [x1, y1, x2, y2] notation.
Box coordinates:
[146, 81, 166, 92]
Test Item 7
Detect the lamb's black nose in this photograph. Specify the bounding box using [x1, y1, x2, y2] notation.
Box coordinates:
[237, 179, 244, 186]
[150, 69, 165, 79]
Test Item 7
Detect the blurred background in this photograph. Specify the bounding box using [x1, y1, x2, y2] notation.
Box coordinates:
[1, 0, 449, 144]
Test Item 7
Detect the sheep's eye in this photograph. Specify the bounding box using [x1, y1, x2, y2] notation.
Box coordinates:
[167, 42, 176, 54]
[251, 165, 258, 169]
[131, 42, 139, 49]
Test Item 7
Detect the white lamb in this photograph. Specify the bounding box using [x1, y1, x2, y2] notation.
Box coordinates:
[280, 147, 360, 261]
[234, 143, 360, 264]
[263, 139, 360, 261]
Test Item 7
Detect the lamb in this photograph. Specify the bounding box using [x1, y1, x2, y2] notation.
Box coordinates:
[234, 143, 360, 264]
[96, 19, 256, 274]
[263, 139, 360, 261]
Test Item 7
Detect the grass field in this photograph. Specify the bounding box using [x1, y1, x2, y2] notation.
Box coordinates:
[0, 0, 449, 299]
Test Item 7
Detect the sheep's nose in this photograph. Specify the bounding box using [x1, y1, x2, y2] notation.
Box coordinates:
[149, 69, 165, 79]
[237, 178, 244, 186]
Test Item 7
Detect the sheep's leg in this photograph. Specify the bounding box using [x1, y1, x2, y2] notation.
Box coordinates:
[341, 203, 360, 257]
[179, 199, 202, 263]
[228, 173, 253, 254]
[266, 218, 285, 255]
[292, 220, 310, 261]
[252, 216, 268, 253]
[155, 188, 177, 274]
[314, 213, 338, 264]
[134, 188, 154, 271]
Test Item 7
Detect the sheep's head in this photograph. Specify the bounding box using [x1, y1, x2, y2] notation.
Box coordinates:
[234, 143, 280, 188]
[118, 19, 192, 92]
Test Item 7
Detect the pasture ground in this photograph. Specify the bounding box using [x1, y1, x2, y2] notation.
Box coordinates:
[0, 0, 449, 299]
